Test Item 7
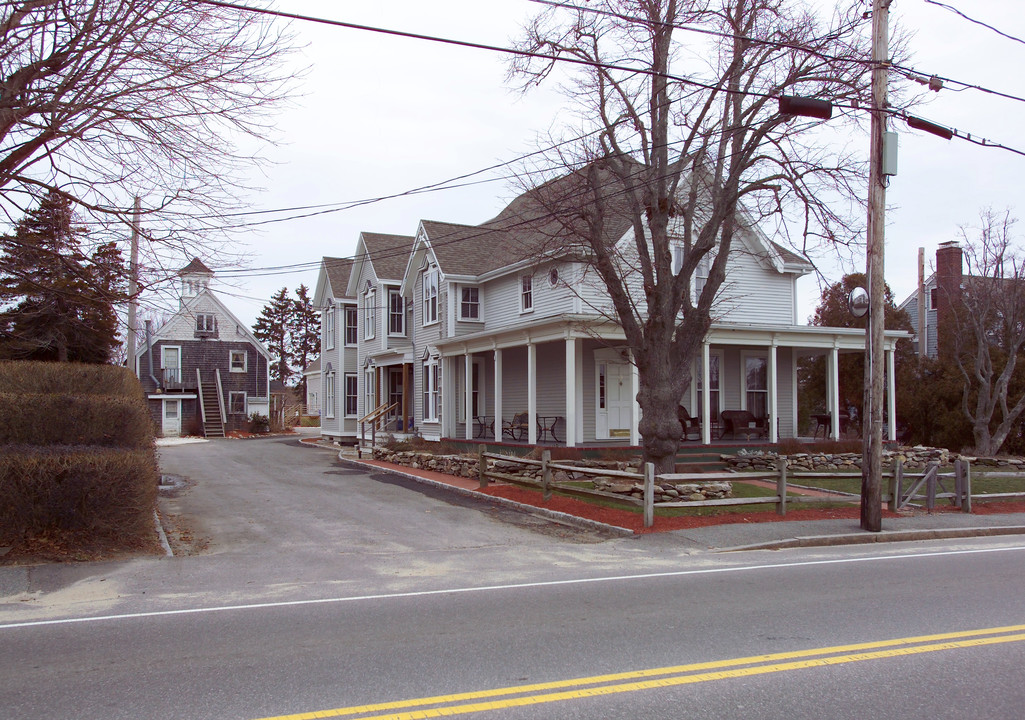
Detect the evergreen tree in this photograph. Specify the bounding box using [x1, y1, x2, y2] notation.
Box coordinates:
[253, 287, 293, 385]
[289, 283, 320, 399]
[0, 192, 126, 363]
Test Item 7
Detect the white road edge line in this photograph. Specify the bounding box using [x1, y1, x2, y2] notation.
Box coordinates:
[3, 545, 1024, 631]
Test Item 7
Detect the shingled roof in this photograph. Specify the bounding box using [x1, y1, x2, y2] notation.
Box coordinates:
[360, 232, 415, 282]
[178, 257, 214, 275]
[321, 257, 354, 299]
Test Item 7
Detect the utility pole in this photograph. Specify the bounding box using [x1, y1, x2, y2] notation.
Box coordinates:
[862, 0, 890, 532]
[125, 196, 141, 369]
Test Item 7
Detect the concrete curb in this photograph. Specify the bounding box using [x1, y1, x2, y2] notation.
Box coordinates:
[722, 525, 1025, 552]
[339, 456, 635, 537]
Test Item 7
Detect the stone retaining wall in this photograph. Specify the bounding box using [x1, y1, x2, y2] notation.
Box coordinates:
[370, 448, 732, 503]
[724, 446, 952, 472]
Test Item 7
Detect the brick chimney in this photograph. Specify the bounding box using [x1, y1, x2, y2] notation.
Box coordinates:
[935, 241, 963, 360]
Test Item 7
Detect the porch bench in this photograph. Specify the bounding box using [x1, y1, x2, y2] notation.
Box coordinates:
[678, 406, 701, 441]
[719, 410, 766, 440]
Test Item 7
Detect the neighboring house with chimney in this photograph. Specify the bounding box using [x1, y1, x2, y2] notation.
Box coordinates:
[134, 259, 273, 437]
[898, 241, 963, 360]
[316, 169, 908, 446]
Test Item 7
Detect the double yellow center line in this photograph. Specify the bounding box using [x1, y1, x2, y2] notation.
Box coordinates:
[256, 624, 1025, 720]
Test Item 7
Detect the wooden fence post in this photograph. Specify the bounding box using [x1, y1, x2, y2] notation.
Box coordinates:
[643, 462, 655, 528]
[926, 462, 937, 511]
[963, 459, 972, 514]
[776, 457, 788, 516]
[954, 459, 963, 510]
[887, 459, 901, 511]
[477, 444, 488, 489]
[542, 448, 552, 501]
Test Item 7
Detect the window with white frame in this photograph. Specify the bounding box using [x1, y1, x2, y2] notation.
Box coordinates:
[196, 313, 217, 334]
[422, 359, 439, 422]
[324, 372, 335, 419]
[344, 374, 358, 417]
[672, 245, 685, 275]
[520, 274, 533, 312]
[388, 288, 405, 335]
[229, 391, 247, 415]
[229, 349, 246, 373]
[344, 306, 358, 346]
[460, 286, 480, 320]
[744, 354, 768, 419]
[694, 352, 722, 423]
[364, 368, 376, 415]
[694, 254, 711, 298]
[422, 268, 439, 325]
[364, 288, 376, 339]
[323, 305, 335, 350]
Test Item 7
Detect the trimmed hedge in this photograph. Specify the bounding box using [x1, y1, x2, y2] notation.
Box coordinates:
[0, 393, 152, 448]
[0, 361, 158, 553]
[0, 360, 142, 396]
[0, 445, 157, 544]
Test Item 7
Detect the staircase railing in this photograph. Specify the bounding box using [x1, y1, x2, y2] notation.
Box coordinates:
[214, 368, 226, 424]
[358, 401, 400, 457]
[196, 368, 206, 424]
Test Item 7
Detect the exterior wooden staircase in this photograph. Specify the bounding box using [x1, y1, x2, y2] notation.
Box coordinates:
[200, 381, 224, 438]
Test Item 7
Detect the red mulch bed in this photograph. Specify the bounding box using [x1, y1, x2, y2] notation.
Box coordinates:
[476, 485, 1025, 534]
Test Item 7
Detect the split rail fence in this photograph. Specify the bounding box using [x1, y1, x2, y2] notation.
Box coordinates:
[476, 447, 989, 528]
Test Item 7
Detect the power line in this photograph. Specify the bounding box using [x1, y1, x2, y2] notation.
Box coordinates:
[923, 1, 1025, 48]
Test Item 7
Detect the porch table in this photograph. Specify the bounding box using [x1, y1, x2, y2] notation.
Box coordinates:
[537, 415, 562, 443]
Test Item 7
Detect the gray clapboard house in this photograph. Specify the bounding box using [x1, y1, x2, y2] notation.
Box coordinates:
[319, 171, 906, 446]
[135, 259, 272, 437]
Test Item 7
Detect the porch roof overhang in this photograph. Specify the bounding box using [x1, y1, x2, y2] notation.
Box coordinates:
[432, 313, 910, 357]
[364, 349, 415, 366]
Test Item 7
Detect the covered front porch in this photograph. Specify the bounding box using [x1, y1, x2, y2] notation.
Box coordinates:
[436, 317, 907, 447]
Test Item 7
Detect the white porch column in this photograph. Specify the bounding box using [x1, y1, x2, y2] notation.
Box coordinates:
[630, 357, 640, 446]
[494, 347, 503, 441]
[701, 341, 711, 444]
[464, 352, 473, 441]
[768, 342, 778, 442]
[565, 337, 577, 446]
[829, 345, 841, 440]
[886, 347, 897, 441]
[575, 339, 585, 444]
[527, 342, 537, 445]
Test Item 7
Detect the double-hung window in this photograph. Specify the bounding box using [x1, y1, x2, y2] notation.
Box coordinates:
[229, 391, 247, 415]
[460, 286, 480, 320]
[422, 360, 439, 422]
[388, 289, 405, 336]
[229, 350, 246, 373]
[422, 268, 439, 325]
[520, 275, 533, 312]
[196, 313, 217, 335]
[344, 306, 358, 346]
[344, 374, 358, 417]
[364, 289, 376, 340]
[323, 305, 335, 350]
[324, 373, 335, 419]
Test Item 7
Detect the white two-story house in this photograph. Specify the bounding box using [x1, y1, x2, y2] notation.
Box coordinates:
[316, 170, 906, 446]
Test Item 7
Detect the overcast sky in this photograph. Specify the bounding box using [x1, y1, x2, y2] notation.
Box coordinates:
[186, 0, 1025, 331]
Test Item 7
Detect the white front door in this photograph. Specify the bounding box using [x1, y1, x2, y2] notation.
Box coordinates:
[596, 359, 632, 439]
[162, 399, 181, 437]
[161, 346, 181, 386]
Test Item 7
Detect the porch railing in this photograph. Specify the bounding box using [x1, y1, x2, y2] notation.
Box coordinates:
[358, 401, 400, 456]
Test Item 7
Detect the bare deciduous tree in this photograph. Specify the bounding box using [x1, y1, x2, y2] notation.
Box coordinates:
[509, 0, 881, 472]
[0, 0, 296, 260]
[951, 210, 1025, 456]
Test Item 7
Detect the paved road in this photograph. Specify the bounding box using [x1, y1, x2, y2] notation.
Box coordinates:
[3, 438, 1025, 719]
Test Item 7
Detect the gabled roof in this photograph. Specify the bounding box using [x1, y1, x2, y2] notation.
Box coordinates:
[178, 257, 214, 276]
[313, 257, 355, 307]
[303, 356, 321, 375]
[135, 287, 272, 361]
[345, 232, 415, 296]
